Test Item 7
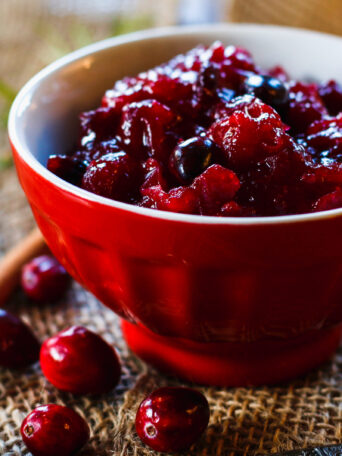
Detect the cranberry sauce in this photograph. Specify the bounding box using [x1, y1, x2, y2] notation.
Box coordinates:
[47, 42, 342, 217]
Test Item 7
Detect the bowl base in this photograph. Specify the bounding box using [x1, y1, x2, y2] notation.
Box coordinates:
[122, 320, 342, 386]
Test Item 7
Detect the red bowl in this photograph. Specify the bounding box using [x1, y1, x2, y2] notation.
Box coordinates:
[9, 25, 342, 386]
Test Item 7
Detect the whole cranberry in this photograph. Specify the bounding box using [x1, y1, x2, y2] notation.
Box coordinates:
[135, 386, 210, 452]
[40, 326, 121, 394]
[21, 404, 90, 456]
[169, 136, 217, 184]
[242, 74, 289, 108]
[82, 151, 142, 202]
[21, 255, 70, 303]
[0, 309, 40, 368]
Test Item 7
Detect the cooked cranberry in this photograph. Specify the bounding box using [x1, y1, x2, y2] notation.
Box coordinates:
[82, 152, 143, 202]
[135, 386, 210, 452]
[318, 80, 342, 116]
[40, 326, 121, 394]
[313, 188, 342, 212]
[120, 100, 175, 160]
[21, 404, 89, 456]
[306, 115, 342, 164]
[50, 42, 342, 217]
[192, 164, 240, 215]
[0, 309, 40, 368]
[210, 97, 290, 168]
[169, 136, 216, 183]
[142, 185, 199, 214]
[268, 65, 289, 82]
[242, 74, 289, 108]
[21, 255, 70, 303]
[285, 82, 327, 133]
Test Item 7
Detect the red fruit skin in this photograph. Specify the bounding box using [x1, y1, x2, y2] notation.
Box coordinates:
[21, 404, 89, 456]
[40, 326, 121, 394]
[21, 255, 70, 303]
[0, 309, 40, 368]
[135, 387, 210, 452]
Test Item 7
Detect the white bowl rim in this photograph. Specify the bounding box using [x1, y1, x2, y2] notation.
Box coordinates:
[8, 22, 342, 226]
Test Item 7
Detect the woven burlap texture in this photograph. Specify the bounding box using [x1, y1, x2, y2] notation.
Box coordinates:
[1, 1, 342, 454]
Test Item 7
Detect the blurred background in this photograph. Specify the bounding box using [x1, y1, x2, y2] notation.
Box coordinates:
[0, 0, 342, 248]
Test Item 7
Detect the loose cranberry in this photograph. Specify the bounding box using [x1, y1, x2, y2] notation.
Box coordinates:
[135, 386, 210, 452]
[82, 152, 143, 202]
[40, 326, 121, 394]
[242, 74, 289, 108]
[47, 155, 87, 186]
[21, 255, 70, 303]
[0, 309, 40, 368]
[169, 136, 216, 184]
[21, 404, 89, 456]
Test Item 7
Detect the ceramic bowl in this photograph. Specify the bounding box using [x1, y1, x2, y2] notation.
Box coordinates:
[9, 24, 342, 386]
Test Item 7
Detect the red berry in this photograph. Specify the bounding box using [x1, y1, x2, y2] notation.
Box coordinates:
[135, 387, 210, 452]
[21, 255, 70, 303]
[0, 309, 40, 368]
[82, 152, 142, 202]
[21, 404, 89, 456]
[40, 326, 121, 394]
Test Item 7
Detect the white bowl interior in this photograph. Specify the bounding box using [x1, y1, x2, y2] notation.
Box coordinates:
[11, 24, 342, 167]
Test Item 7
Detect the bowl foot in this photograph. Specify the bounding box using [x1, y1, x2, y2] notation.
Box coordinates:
[122, 320, 342, 386]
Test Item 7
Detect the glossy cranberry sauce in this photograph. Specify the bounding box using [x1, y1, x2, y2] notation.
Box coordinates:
[47, 42, 342, 217]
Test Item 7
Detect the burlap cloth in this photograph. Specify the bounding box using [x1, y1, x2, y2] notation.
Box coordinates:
[1, 1, 342, 455]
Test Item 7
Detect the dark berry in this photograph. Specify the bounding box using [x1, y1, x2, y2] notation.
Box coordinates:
[21, 255, 70, 303]
[82, 152, 143, 202]
[21, 404, 89, 456]
[47, 155, 87, 186]
[242, 74, 289, 108]
[40, 326, 121, 394]
[0, 309, 40, 368]
[169, 136, 216, 184]
[135, 386, 210, 452]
